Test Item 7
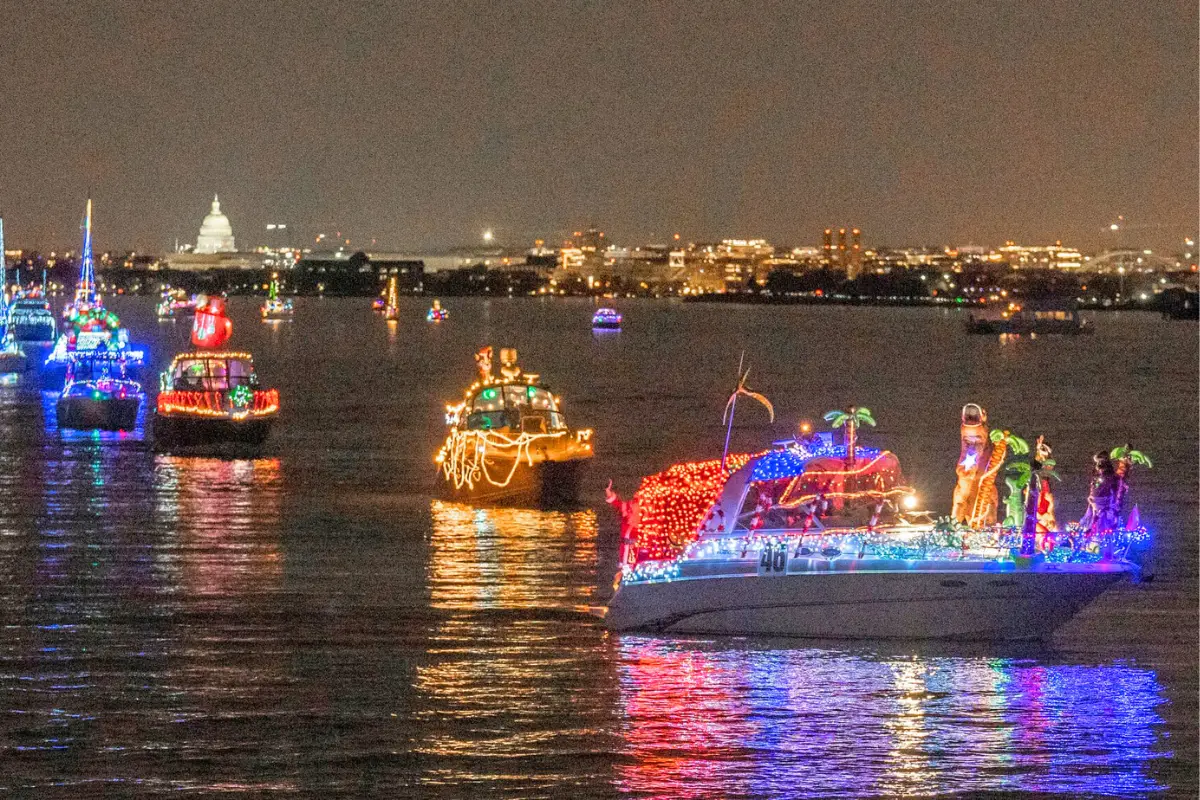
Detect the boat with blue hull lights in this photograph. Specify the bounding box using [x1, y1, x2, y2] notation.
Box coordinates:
[603, 423, 1151, 640]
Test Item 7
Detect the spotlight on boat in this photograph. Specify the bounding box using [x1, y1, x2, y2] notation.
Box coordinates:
[903, 493, 918, 510]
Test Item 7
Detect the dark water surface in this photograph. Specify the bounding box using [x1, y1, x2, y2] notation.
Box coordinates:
[0, 297, 1195, 797]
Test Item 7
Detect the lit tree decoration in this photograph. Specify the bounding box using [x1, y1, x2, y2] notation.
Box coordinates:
[823, 406, 876, 465]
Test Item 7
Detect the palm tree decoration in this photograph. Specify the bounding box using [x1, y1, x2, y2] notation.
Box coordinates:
[1002, 462, 1031, 528]
[1110, 445, 1151, 519]
[824, 406, 876, 464]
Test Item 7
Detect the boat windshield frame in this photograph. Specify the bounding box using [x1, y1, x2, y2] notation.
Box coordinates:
[168, 354, 259, 392]
[463, 381, 566, 433]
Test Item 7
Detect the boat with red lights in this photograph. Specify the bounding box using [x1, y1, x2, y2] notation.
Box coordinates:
[603, 404, 1149, 640]
[154, 295, 279, 450]
[435, 347, 593, 506]
[56, 350, 143, 431]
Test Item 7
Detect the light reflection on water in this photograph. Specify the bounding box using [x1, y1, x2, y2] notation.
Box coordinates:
[0, 299, 1192, 796]
[615, 637, 1168, 798]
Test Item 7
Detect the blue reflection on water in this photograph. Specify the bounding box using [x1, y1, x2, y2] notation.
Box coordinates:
[616, 638, 1169, 799]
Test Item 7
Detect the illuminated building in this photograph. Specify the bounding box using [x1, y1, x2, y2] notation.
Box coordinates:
[195, 195, 236, 254]
[995, 242, 1084, 270]
[822, 228, 833, 264]
[848, 228, 863, 279]
[837, 228, 847, 269]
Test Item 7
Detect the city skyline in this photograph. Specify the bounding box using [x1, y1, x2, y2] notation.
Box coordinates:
[1, 0, 1196, 253]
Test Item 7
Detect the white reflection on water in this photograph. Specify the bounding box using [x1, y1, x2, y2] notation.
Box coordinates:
[615, 637, 1169, 799]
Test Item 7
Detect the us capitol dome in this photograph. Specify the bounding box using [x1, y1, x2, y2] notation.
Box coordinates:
[195, 195, 236, 254]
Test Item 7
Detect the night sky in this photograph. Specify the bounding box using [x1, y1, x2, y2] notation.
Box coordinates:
[2, 0, 1196, 253]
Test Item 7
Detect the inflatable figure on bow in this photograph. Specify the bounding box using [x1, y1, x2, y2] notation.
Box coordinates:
[191, 294, 233, 348]
[1080, 445, 1152, 536]
[951, 403, 1029, 528]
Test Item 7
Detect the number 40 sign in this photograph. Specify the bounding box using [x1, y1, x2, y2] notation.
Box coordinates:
[757, 543, 789, 577]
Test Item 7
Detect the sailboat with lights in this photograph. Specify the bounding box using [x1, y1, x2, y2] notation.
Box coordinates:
[435, 347, 593, 506]
[260, 273, 294, 319]
[153, 294, 279, 450]
[43, 198, 144, 386]
[602, 391, 1150, 640]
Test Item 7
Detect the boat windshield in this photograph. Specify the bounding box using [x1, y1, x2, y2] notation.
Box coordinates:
[464, 383, 566, 432]
[67, 355, 130, 382]
[171, 357, 257, 390]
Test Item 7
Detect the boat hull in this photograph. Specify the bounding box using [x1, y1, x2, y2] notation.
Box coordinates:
[443, 457, 587, 507]
[56, 396, 141, 431]
[153, 413, 274, 450]
[605, 564, 1130, 640]
[966, 318, 1091, 335]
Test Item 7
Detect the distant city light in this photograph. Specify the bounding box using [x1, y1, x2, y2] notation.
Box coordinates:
[483, 229, 494, 243]
[1110, 224, 1119, 231]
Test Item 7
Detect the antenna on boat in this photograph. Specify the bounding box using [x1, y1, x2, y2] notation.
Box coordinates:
[721, 352, 774, 470]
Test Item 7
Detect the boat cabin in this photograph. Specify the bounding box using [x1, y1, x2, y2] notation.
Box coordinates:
[463, 381, 566, 434]
[65, 351, 134, 384]
[162, 352, 260, 393]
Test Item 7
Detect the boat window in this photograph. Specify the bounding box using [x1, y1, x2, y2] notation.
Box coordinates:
[466, 410, 508, 430]
[504, 385, 532, 409]
[228, 358, 255, 386]
[174, 359, 208, 390]
[471, 387, 505, 412]
[547, 411, 566, 430]
[204, 360, 229, 390]
[527, 387, 557, 411]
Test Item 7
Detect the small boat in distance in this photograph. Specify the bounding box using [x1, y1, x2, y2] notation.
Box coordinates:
[435, 346, 593, 506]
[56, 350, 143, 431]
[6, 294, 56, 346]
[426, 299, 448, 322]
[156, 287, 190, 319]
[261, 273, 294, 320]
[591, 307, 622, 330]
[383, 277, 400, 321]
[966, 297, 1092, 335]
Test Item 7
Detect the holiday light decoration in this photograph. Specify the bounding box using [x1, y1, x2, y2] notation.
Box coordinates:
[156, 388, 279, 418]
[192, 295, 233, 348]
[591, 308, 622, 329]
[426, 299, 448, 322]
[435, 346, 593, 495]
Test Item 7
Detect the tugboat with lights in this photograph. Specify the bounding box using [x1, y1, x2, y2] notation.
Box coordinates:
[260, 273, 294, 320]
[591, 307, 622, 331]
[56, 350, 143, 431]
[154, 295, 280, 450]
[156, 287, 190, 320]
[603, 397, 1151, 640]
[435, 346, 593, 506]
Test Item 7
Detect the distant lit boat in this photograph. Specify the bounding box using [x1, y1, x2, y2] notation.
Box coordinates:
[56, 350, 143, 431]
[384, 277, 400, 321]
[260, 273, 294, 320]
[156, 287, 190, 319]
[591, 307, 622, 330]
[426, 298, 448, 322]
[0, 341, 27, 373]
[6, 295, 55, 346]
[966, 298, 1091, 335]
[436, 347, 593, 506]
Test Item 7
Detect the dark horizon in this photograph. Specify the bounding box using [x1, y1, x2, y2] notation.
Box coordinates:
[1, 0, 1196, 254]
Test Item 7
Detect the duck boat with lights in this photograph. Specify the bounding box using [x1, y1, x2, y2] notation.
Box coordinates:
[966, 298, 1091, 335]
[153, 295, 279, 450]
[591, 307, 622, 330]
[436, 347, 593, 506]
[603, 404, 1150, 641]
[260, 274, 294, 320]
[56, 350, 143, 431]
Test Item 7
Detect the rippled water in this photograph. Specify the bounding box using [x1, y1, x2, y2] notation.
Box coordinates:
[0, 297, 1194, 797]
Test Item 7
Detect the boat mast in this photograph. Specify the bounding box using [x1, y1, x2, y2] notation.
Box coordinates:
[0, 216, 6, 302]
[76, 197, 97, 306]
